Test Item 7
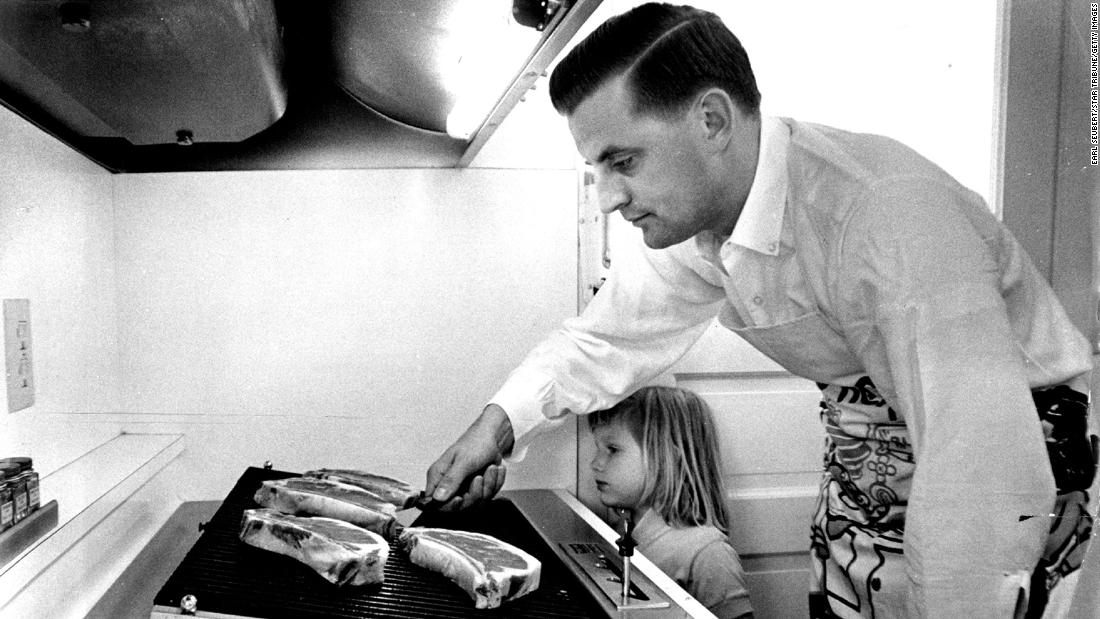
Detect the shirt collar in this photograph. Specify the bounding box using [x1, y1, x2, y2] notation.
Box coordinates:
[727, 116, 790, 256]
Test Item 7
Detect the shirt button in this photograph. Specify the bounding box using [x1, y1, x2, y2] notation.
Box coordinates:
[767, 242, 777, 253]
[753, 296, 763, 305]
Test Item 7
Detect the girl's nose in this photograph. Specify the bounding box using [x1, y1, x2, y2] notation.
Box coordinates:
[590, 453, 604, 472]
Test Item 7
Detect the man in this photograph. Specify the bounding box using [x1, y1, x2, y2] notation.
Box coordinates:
[425, 4, 1096, 617]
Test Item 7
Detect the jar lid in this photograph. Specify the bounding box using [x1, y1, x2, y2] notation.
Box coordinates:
[0, 457, 31, 472]
[0, 463, 21, 479]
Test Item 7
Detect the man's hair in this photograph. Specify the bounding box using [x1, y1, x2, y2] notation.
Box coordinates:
[588, 386, 730, 532]
[549, 2, 761, 119]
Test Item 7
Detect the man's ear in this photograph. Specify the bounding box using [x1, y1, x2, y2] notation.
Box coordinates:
[695, 88, 736, 150]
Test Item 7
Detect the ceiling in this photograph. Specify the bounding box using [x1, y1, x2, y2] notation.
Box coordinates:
[0, 0, 600, 173]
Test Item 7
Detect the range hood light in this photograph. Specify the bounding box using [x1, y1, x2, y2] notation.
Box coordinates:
[444, 0, 541, 139]
[446, 83, 501, 140]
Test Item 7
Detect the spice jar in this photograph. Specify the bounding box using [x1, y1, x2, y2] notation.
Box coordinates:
[0, 465, 15, 532]
[11, 458, 40, 512]
[25, 465, 39, 512]
[0, 458, 33, 522]
[0, 463, 21, 528]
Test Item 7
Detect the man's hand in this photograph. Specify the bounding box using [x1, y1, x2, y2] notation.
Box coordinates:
[424, 404, 515, 511]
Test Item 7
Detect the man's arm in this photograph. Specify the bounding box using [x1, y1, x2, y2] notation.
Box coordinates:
[427, 235, 726, 506]
[492, 235, 727, 458]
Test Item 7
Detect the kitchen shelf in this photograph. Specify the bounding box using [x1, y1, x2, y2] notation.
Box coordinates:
[0, 432, 184, 609]
[0, 500, 58, 567]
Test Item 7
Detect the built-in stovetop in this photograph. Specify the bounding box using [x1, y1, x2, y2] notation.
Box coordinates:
[149, 467, 695, 618]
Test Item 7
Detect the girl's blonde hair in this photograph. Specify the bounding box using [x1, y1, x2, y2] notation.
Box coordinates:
[588, 385, 730, 532]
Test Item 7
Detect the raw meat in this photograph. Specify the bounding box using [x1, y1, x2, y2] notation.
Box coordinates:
[399, 527, 541, 609]
[239, 508, 389, 586]
[254, 477, 398, 537]
[304, 469, 422, 509]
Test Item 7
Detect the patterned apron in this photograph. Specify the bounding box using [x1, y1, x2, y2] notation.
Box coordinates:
[807, 379, 1095, 619]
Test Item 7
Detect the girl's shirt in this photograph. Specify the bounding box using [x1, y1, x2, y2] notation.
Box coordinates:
[633, 509, 753, 619]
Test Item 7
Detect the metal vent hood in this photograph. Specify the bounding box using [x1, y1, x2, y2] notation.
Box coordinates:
[0, 0, 600, 173]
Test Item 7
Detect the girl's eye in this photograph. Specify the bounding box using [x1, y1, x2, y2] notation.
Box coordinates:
[606, 445, 619, 454]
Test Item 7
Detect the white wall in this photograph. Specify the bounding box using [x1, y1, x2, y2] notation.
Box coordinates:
[0, 104, 122, 476]
[110, 168, 580, 498]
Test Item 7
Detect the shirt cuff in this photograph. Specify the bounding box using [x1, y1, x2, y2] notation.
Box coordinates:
[489, 368, 559, 462]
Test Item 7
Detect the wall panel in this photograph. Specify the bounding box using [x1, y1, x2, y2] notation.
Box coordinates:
[112, 168, 581, 495]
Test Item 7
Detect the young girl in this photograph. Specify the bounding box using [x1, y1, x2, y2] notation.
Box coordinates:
[589, 385, 753, 619]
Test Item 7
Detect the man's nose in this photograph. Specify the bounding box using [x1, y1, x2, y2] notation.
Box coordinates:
[595, 174, 629, 215]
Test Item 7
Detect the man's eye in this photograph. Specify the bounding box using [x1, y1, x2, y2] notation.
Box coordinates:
[606, 445, 619, 454]
[611, 156, 635, 172]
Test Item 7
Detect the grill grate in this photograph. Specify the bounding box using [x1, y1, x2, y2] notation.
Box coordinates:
[153, 467, 604, 618]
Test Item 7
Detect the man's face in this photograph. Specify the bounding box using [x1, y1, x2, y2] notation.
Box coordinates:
[568, 76, 728, 249]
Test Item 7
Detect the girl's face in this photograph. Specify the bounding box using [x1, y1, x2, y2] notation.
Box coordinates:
[590, 418, 646, 510]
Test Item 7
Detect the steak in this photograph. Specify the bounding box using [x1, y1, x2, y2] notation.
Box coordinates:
[304, 469, 421, 509]
[239, 508, 389, 586]
[398, 527, 541, 609]
[254, 477, 398, 537]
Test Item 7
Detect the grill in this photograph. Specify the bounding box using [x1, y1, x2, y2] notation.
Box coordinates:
[151, 467, 608, 618]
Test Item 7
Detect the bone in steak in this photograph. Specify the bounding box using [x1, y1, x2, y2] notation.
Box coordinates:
[304, 468, 421, 509]
[253, 477, 398, 537]
[398, 527, 541, 609]
[239, 508, 389, 586]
